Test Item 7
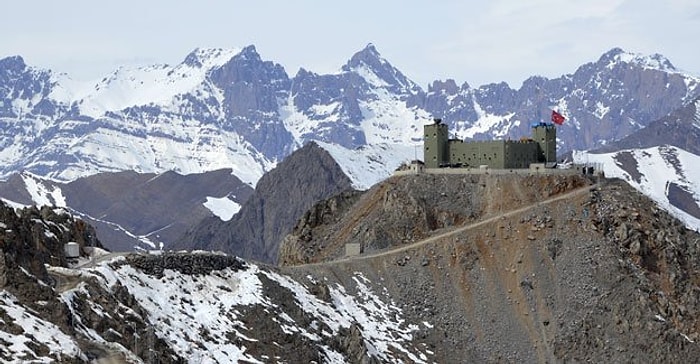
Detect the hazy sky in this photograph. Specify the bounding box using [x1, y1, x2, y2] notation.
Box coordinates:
[3, 0, 699, 88]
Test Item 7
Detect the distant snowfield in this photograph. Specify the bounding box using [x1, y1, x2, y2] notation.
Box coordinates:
[574, 146, 700, 231]
[50, 48, 240, 118]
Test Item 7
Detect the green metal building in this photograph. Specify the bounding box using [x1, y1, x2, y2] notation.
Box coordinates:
[423, 118, 557, 169]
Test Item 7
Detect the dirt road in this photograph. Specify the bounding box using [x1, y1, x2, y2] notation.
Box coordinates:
[310, 183, 596, 266]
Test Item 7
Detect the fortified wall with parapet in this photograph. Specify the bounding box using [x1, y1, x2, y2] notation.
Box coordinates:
[423, 118, 557, 169]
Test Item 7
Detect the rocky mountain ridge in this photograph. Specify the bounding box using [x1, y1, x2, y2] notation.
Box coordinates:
[176, 142, 353, 263]
[3, 43, 700, 264]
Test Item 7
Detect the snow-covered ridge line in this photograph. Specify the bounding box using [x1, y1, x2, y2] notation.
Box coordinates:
[50, 47, 241, 118]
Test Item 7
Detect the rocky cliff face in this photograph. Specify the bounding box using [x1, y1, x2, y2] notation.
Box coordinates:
[0, 201, 102, 287]
[0, 201, 104, 362]
[594, 96, 700, 155]
[177, 142, 354, 263]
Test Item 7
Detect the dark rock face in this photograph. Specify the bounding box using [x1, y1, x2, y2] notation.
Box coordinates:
[0, 202, 102, 283]
[177, 142, 353, 263]
[593, 96, 700, 155]
[122, 252, 246, 277]
[210, 45, 295, 160]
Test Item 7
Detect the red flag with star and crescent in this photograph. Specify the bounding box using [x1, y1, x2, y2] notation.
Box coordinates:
[551, 110, 565, 125]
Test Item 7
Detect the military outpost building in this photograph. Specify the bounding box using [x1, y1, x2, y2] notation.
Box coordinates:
[423, 118, 557, 169]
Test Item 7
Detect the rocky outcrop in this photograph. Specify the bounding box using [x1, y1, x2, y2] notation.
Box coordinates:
[177, 142, 354, 264]
[122, 252, 246, 277]
[588, 181, 700, 342]
[0, 201, 106, 362]
[0, 202, 102, 283]
[279, 190, 363, 265]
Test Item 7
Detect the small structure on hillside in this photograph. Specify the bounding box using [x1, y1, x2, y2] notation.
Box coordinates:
[64, 242, 80, 259]
[345, 243, 361, 257]
[409, 160, 425, 174]
[424, 118, 558, 169]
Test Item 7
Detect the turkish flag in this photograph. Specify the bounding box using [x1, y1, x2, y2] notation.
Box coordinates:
[551, 110, 565, 125]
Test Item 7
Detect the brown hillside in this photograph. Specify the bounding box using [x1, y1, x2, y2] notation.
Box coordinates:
[280, 175, 700, 363]
[280, 173, 590, 266]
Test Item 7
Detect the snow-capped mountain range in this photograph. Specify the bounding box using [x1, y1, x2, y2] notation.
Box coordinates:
[2, 44, 699, 190]
[3, 44, 700, 252]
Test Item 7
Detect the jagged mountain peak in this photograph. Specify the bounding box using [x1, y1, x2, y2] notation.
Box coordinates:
[0, 55, 27, 71]
[428, 79, 461, 94]
[182, 47, 240, 68]
[597, 47, 678, 72]
[343, 43, 383, 72]
[341, 43, 418, 93]
[236, 44, 262, 61]
[293, 66, 318, 79]
[212, 44, 289, 84]
[352, 43, 381, 61]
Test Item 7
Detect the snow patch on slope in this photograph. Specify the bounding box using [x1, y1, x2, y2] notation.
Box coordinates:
[317, 142, 417, 190]
[82, 256, 429, 363]
[611, 51, 677, 73]
[278, 94, 342, 145]
[456, 100, 516, 139]
[203, 196, 241, 221]
[0, 291, 82, 362]
[574, 146, 700, 231]
[21, 172, 66, 207]
[359, 90, 429, 145]
[21, 121, 270, 186]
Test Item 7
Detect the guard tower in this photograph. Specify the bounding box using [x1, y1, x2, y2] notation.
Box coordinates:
[531, 123, 557, 165]
[424, 118, 449, 168]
